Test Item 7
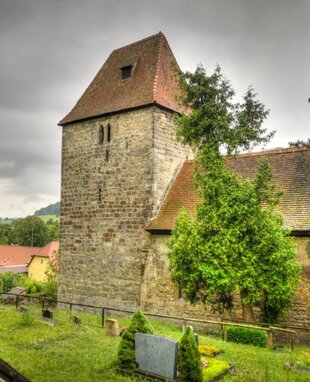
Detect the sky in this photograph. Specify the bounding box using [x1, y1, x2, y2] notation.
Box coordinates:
[0, 0, 309, 218]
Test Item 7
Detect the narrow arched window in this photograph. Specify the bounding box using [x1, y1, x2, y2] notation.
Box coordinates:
[107, 124, 111, 143]
[98, 126, 104, 144]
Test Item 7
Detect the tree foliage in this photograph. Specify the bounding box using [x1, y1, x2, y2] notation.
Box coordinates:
[167, 64, 301, 322]
[178, 327, 202, 382]
[117, 310, 154, 370]
[288, 138, 310, 148]
[0, 216, 59, 246]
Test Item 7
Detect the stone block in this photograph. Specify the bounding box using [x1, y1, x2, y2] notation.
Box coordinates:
[105, 318, 119, 336]
[135, 333, 178, 380]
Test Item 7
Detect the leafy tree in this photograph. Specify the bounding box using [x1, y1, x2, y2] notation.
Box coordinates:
[288, 138, 310, 148]
[0, 223, 14, 244]
[12, 216, 48, 247]
[178, 327, 202, 382]
[45, 220, 60, 242]
[167, 65, 301, 322]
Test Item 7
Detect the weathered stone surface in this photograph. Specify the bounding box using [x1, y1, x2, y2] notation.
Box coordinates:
[58, 106, 191, 310]
[105, 319, 119, 336]
[135, 333, 178, 380]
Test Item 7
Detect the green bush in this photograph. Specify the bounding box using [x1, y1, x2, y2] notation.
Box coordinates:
[178, 327, 203, 382]
[24, 278, 43, 294]
[0, 272, 27, 292]
[40, 281, 57, 299]
[223, 326, 268, 348]
[117, 310, 154, 370]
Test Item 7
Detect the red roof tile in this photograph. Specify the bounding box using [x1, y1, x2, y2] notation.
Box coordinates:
[0, 245, 40, 267]
[32, 240, 59, 259]
[146, 147, 310, 232]
[59, 33, 183, 125]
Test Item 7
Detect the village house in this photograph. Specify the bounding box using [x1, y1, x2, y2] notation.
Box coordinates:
[27, 240, 59, 282]
[58, 33, 310, 343]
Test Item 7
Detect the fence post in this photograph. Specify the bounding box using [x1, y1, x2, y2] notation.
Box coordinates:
[223, 325, 228, 342]
[69, 303, 73, 321]
[101, 308, 105, 328]
[291, 332, 295, 351]
[15, 295, 19, 310]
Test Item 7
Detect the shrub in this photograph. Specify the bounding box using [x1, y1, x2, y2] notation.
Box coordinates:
[24, 279, 43, 294]
[0, 272, 27, 292]
[18, 309, 35, 327]
[202, 358, 230, 381]
[198, 345, 220, 357]
[40, 281, 57, 300]
[178, 327, 203, 382]
[223, 326, 268, 348]
[117, 310, 154, 370]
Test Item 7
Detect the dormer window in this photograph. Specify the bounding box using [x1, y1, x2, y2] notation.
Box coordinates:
[121, 65, 133, 80]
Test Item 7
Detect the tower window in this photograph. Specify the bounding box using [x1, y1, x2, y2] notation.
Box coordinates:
[98, 187, 102, 202]
[105, 150, 109, 162]
[98, 126, 104, 144]
[121, 65, 133, 80]
[107, 124, 112, 143]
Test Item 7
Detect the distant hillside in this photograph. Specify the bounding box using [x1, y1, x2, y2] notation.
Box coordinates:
[34, 201, 60, 216]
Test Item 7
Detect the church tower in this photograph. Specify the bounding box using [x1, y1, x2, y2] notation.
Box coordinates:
[58, 33, 191, 309]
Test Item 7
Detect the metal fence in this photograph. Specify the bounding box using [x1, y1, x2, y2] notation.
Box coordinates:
[1, 292, 309, 348]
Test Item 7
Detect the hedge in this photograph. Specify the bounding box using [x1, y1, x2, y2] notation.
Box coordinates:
[223, 326, 268, 348]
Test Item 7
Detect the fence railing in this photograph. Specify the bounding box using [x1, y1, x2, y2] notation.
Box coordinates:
[0, 292, 303, 349]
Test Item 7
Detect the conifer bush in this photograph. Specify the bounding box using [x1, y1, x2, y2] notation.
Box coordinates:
[178, 327, 203, 382]
[117, 310, 154, 370]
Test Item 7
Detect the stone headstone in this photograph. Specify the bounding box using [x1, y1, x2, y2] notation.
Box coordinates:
[105, 318, 119, 336]
[42, 309, 53, 319]
[135, 333, 178, 381]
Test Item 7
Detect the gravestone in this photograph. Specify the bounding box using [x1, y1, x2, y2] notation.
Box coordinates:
[105, 319, 119, 336]
[42, 309, 53, 319]
[135, 333, 178, 381]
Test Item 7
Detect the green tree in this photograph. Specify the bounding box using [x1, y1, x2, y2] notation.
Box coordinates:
[178, 327, 202, 382]
[0, 223, 14, 244]
[167, 65, 301, 323]
[12, 216, 48, 247]
[288, 138, 310, 148]
[117, 310, 154, 370]
[45, 220, 60, 242]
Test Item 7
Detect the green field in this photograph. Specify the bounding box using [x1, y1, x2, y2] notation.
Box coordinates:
[37, 214, 60, 223]
[0, 304, 309, 382]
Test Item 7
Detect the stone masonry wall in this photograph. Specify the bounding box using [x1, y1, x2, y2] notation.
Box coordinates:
[152, 107, 192, 215]
[142, 235, 310, 343]
[59, 106, 190, 310]
[59, 108, 154, 309]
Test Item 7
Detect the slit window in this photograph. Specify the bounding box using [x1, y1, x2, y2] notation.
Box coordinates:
[98, 126, 104, 144]
[105, 150, 109, 162]
[121, 65, 133, 80]
[107, 124, 111, 143]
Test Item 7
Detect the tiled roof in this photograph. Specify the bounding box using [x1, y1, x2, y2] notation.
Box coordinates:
[31, 240, 59, 258]
[27, 240, 59, 267]
[0, 245, 40, 267]
[146, 147, 310, 232]
[59, 33, 182, 125]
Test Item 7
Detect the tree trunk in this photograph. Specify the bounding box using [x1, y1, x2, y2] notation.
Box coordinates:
[240, 290, 255, 323]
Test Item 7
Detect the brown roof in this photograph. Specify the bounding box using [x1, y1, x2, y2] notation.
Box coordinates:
[0, 245, 40, 267]
[59, 33, 182, 125]
[32, 240, 59, 258]
[146, 147, 310, 232]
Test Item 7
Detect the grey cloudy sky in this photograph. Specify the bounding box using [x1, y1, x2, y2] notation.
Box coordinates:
[0, 0, 309, 218]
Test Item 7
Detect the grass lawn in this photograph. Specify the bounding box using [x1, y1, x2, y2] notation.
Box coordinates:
[0, 304, 309, 382]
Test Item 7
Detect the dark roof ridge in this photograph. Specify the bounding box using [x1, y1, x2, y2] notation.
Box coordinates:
[112, 32, 163, 54]
[183, 147, 310, 163]
[235, 146, 310, 158]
